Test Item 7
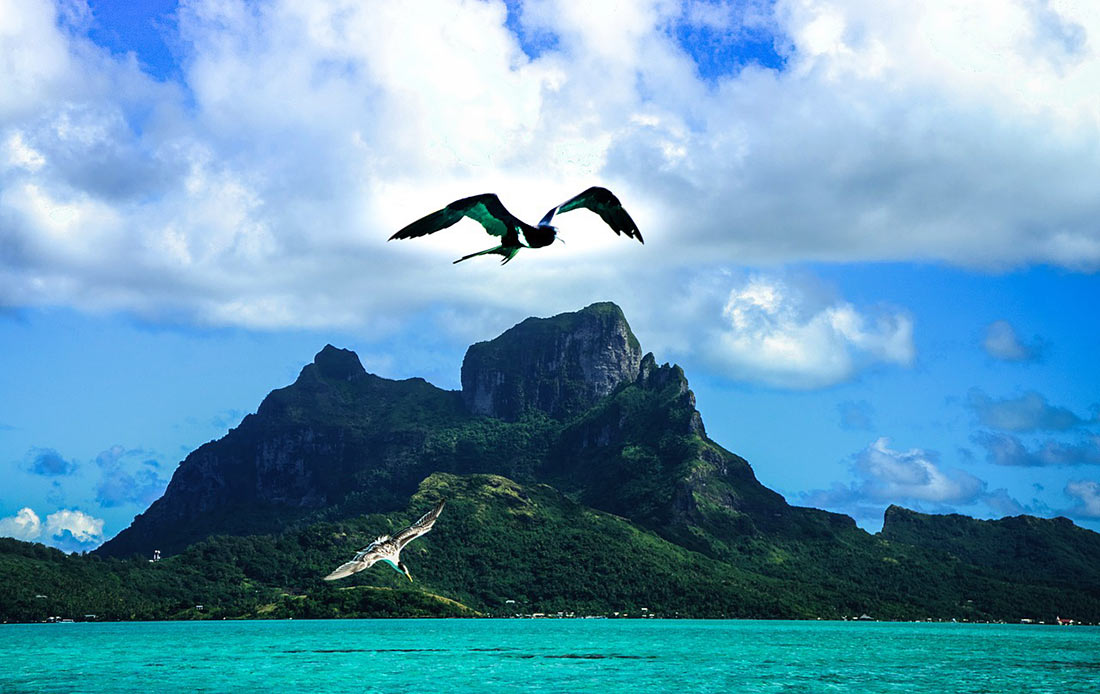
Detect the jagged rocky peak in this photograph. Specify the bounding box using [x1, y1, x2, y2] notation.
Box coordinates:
[461, 302, 644, 420]
[306, 344, 367, 382]
[636, 352, 703, 435]
[255, 344, 368, 418]
[636, 352, 688, 393]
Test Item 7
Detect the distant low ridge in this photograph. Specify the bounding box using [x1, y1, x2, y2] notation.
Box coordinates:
[2, 302, 1099, 622]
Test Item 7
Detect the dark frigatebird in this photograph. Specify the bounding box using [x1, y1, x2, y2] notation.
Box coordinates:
[389, 186, 642, 264]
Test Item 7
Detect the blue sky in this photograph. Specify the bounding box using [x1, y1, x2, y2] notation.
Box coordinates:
[2, 0, 1099, 551]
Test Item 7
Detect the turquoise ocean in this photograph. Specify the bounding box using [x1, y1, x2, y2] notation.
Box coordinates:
[2, 620, 1097, 693]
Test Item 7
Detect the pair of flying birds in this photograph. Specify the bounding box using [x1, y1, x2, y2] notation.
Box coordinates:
[389, 186, 642, 264]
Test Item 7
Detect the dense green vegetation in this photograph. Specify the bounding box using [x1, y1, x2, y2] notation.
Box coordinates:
[4, 473, 1100, 623]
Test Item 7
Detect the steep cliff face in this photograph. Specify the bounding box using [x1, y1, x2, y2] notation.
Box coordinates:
[544, 351, 853, 553]
[461, 302, 643, 420]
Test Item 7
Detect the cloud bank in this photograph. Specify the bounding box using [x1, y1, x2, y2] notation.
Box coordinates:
[701, 275, 913, 388]
[3, 0, 1100, 347]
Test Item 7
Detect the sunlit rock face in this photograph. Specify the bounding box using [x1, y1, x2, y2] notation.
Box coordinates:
[461, 302, 643, 421]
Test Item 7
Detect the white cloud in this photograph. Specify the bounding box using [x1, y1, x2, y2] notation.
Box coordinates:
[703, 275, 913, 388]
[800, 437, 987, 523]
[44, 508, 104, 545]
[1065, 480, 1100, 518]
[0, 507, 42, 541]
[3, 0, 1100, 343]
[854, 437, 983, 504]
[4, 131, 44, 170]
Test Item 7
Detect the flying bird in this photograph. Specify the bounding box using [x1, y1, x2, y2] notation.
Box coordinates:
[389, 186, 642, 264]
[324, 499, 446, 582]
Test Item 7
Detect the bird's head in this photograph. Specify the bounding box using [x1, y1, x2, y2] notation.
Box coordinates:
[399, 561, 413, 582]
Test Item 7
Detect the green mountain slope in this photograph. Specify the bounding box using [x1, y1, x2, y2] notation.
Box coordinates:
[6, 472, 1100, 623]
[881, 506, 1100, 593]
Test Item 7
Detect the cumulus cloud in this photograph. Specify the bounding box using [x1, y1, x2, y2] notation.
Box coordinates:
[0, 506, 104, 551]
[43, 508, 104, 550]
[25, 447, 76, 476]
[983, 320, 1044, 362]
[800, 437, 985, 522]
[0, 507, 42, 541]
[699, 275, 913, 388]
[94, 444, 168, 508]
[973, 431, 1100, 467]
[1064, 480, 1100, 519]
[967, 389, 1087, 432]
[852, 437, 984, 503]
[3, 0, 1100, 343]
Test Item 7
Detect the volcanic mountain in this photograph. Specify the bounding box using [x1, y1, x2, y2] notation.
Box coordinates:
[5, 302, 1096, 622]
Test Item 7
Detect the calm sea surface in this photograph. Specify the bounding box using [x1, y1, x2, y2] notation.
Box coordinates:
[2, 620, 1097, 693]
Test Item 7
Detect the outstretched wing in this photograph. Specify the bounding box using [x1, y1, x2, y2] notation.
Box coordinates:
[323, 536, 389, 581]
[324, 550, 382, 581]
[394, 499, 446, 550]
[390, 194, 522, 240]
[538, 187, 643, 242]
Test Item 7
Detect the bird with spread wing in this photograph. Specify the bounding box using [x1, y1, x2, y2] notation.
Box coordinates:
[324, 499, 446, 582]
[389, 186, 642, 264]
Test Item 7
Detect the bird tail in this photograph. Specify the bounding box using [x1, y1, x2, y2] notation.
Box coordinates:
[453, 245, 521, 265]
